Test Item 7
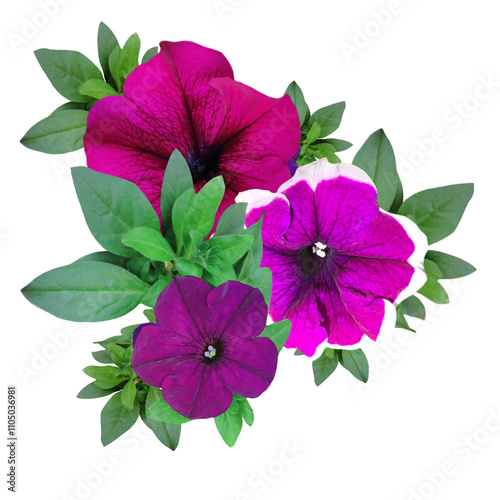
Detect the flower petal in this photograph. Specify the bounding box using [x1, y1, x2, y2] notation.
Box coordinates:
[206, 281, 267, 340]
[221, 337, 278, 398]
[131, 324, 198, 388]
[161, 361, 233, 419]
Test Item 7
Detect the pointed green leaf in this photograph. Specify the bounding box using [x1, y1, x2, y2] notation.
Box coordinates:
[306, 122, 321, 144]
[398, 295, 426, 320]
[142, 46, 159, 64]
[206, 235, 253, 266]
[353, 129, 400, 211]
[315, 138, 352, 152]
[21, 109, 88, 154]
[259, 319, 291, 352]
[240, 267, 272, 306]
[121, 380, 137, 409]
[79, 79, 119, 99]
[312, 348, 339, 386]
[141, 388, 181, 450]
[214, 203, 248, 237]
[425, 250, 476, 279]
[21, 261, 149, 322]
[119, 33, 141, 79]
[97, 22, 119, 82]
[101, 392, 140, 446]
[147, 396, 191, 424]
[398, 184, 474, 244]
[339, 349, 369, 383]
[214, 398, 243, 447]
[77, 382, 119, 399]
[72, 167, 160, 258]
[122, 227, 176, 261]
[285, 81, 309, 127]
[141, 275, 171, 308]
[184, 176, 225, 240]
[308, 142, 341, 163]
[161, 150, 194, 234]
[92, 350, 114, 364]
[35, 49, 103, 102]
[309, 101, 345, 137]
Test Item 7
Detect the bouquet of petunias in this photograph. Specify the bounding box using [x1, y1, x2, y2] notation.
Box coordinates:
[20, 23, 475, 450]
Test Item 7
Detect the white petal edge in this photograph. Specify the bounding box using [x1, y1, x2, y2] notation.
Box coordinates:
[311, 300, 397, 360]
[384, 211, 429, 303]
[278, 159, 376, 194]
[235, 189, 289, 221]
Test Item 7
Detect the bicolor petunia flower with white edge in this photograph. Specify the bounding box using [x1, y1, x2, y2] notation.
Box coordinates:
[236, 159, 428, 357]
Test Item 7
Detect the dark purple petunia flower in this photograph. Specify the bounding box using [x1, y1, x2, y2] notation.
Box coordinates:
[237, 159, 427, 357]
[131, 276, 278, 419]
[83, 41, 301, 224]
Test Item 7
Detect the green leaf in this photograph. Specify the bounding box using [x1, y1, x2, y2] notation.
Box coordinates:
[309, 102, 345, 137]
[176, 258, 203, 278]
[172, 189, 195, 252]
[214, 398, 243, 448]
[206, 235, 253, 266]
[202, 262, 238, 288]
[353, 129, 400, 211]
[425, 250, 476, 279]
[20, 109, 88, 154]
[83, 365, 128, 389]
[51, 101, 88, 113]
[389, 175, 404, 214]
[35, 49, 103, 103]
[240, 267, 273, 306]
[119, 33, 141, 80]
[74, 251, 128, 268]
[235, 220, 263, 281]
[97, 22, 119, 83]
[21, 261, 149, 322]
[143, 308, 156, 323]
[108, 344, 131, 368]
[234, 396, 254, 427]
[141, 275, 171, 308]
[141, 388, 181, 450]
[108, 46, 123, 92]
[339, 349, 369, 383]
[398, 184, 474, 244]
[398, 295, 426, 320]
[101, 392, 140, 446]
[308, 142, 341, 163]
[214, 203, 248, 237]
[122, 227, 176, 262]
[259, 320, 291, 352]
[285, 81, 309, 127]
[312, 348, 339, 386]
[72, 167, 160, 258]
[160, 150, 194, 234]
[418, 259, 450, 304]
[315, 138, 352, 152]
[294, 349, 304, 356]
[121, 379, 137, 409]
[306, 122, 321, 144]
[79, 79, 119, 99]
[147, 396, 191, 425]
[92, 350, 114, 364]
[395, 311, 415, 332]
[183, 176, 225, 240]
[142, 46, 159, 64]
[77, 382, 119, 399]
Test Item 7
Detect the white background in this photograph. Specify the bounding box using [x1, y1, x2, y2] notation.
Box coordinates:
[1, 0, 499, 499]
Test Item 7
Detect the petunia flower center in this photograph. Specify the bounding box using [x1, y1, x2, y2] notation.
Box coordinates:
[200, 338, 223, 364]
[299, 242, 330, 275]
[187, 145, 223, 184]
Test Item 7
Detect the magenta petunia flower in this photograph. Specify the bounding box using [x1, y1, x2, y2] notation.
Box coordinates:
[237, 159, 427, 357]
[83, 41, 301, 221]
[131, 276, 278, 419]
